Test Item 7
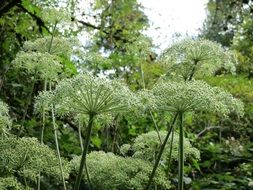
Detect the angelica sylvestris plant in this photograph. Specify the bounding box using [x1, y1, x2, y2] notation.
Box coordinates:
[0, 100, 11, 137]
[69, 151, 171, 190]
[36, 73, 138, 190]
[146, 80, 244, 190]
[160, 39, 237, 80]
[0, 137, 69, 188]
[13, 33, 74, 190]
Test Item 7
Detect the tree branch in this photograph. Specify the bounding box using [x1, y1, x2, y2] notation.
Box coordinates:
[0, 0, 21, 18]
[16, 4, 50, 33]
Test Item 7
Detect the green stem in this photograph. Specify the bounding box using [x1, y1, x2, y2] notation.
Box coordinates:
[48, 22, 58, 53]
[166, 127, 174, 176]
[187, 60, 198, 81]
[146, 113, 178, 190]
[78, 120, 84, 152]
[149, 110, 162, 144]
[50, 82, 67, 190]
[37, 21, 57, 189]
[84, 160, 92, 190]
[178, 112, 184, 190]
[140, 62, 145, 89]
[37, 80, 47, 190]
[40, 80, 48, 144]
[74, 114, 95, 190]
[20, 73, 37, 130]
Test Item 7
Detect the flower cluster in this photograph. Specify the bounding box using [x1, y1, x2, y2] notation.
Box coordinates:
[121, 131, 200, 164]
[41, 8, 71, 25]
[0, 177, 28, 190]
[0, 100, 11, 136]
[0, 137, 69, 183]
[160, 39, 237, 80]
[152, 80, 244, 116]
[137, 90, 158, 112]
[35, 73, 138, 117]
[12, 35, 75, 81]
[13, 51, 62, 81]
[69, 151, 171, 190]
[23, 36, 74, 57]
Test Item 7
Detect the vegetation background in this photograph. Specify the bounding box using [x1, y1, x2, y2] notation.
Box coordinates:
[0, 0, 252, 189]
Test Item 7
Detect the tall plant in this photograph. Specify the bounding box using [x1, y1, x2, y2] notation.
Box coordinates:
[145, 39, 244, 190]
[13, 9, 74, 188]
[36, 73, 138, 190]
[13, 36, 72, 189]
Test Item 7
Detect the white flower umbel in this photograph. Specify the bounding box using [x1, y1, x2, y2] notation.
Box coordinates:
[152, 80, 244, 116]
[13, 51, 62, 81]
[160, 39, 237, 80]
[42, 73, 137, 116]
[23, 36, 74, 58]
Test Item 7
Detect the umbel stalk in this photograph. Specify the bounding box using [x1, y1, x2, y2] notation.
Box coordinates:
[50, 82, 67, 190]
[74, 114, 95, 190]
[178, 112, 184, 190]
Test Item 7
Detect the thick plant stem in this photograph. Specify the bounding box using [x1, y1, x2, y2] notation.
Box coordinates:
[74, 114, 95, 190]
[48, 22, 57, 53]
[146, 113, 178, 190]
[178, 112, 184, 190]
[50, 82, 67, 190]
